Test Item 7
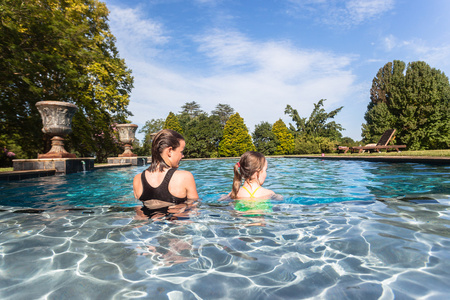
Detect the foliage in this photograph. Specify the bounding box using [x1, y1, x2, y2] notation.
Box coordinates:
[294, 135, 337, 154]
[183, 114, 223, 158]
[0, 0, 134, 159]
[211, 103, 235, 127]
[137, 118, 164, 155]
[285, 99, 343, 140]
[219, 113, 255, 157]
[272, 119, 294, 155]
[339, 136, 359, 147]
[363, 60, 450, 150]
[180, 101, 203, 118]
[0, 133, 25, 167]
[252, 122, 278, 155]
[142, 102, 224, 158]
[163, 112, 183, 134]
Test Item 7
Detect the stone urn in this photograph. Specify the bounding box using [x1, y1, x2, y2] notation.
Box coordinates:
[36, 101, 78, 159]
[117, 124, 138, 157]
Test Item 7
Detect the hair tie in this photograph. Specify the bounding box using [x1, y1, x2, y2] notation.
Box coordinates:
[236, 162, 240, 168]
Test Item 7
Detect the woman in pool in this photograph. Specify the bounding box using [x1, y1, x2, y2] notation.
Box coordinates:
[230, 151, 275, 199]
[133, 129, 198, 219]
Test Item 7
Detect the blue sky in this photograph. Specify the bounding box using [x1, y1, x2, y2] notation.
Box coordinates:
[103, 0, 450, 141]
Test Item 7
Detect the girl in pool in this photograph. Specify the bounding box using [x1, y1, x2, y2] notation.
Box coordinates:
[229, 151, 275, 199]
[133, 129, 198, 219]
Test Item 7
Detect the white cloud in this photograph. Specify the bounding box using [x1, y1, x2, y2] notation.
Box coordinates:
[196, 30, 255, 68]
[346, 0, 394, 23]
[108, 6, 168, 44]
[288, 0, 395, 27]
[123, 28, 359, 140]
[380, 35, 450, 70]
[105, 5, 363, 140]
[383, 34, 398, 51]
[108, 5, 169, 59]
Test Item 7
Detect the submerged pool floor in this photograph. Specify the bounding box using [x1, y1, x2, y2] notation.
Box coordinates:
[0, 158, 449, 299]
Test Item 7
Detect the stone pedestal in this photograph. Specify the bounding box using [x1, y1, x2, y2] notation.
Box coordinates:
[107, 156, 150, 166]
[13, 158, 95, 175]
[38, 136, 77, 158]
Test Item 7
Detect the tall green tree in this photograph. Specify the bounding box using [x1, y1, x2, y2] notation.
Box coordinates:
[252, 122, 277, 155]
[363, 60, 450, 149]
[218, 113, 255, 157]
[0, 0, 134, 159]
[180, 101, 203, 118]
[272, 119, 294, 155]
[285, 99, 343, 140]
[362, 60, 405, 143]
[183, 114, 223, 158]
[163, 112, 183, 134]
[211, 103, 235, 127]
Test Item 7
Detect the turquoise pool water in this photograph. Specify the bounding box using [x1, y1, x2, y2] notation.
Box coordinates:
[0, 158, 449, 299]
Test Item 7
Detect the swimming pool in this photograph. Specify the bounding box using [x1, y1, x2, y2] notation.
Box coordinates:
[1, 158, 449, 299]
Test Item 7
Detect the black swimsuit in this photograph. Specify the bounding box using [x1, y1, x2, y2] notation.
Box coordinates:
[138, 168, 187, 204]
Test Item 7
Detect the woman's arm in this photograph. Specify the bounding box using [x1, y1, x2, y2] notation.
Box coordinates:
[184, 171, 199, 200]
[133, 173, 143, 199]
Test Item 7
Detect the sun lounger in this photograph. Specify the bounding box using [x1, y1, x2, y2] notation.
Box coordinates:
[336, 146, 349, 154]
[349, 129, 406, 154]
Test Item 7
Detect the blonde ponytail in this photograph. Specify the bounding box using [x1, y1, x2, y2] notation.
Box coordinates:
[230, 162, 242, 199]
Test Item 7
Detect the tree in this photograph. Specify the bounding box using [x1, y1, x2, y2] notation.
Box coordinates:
[211, 103, 235, 127]
[339, 136, 359, 147]
[180, 101, 203, 118]
[218, 113, 255, 157]
[272, 119, 294, 155]
[285, 99, 343, 154]
[252, 122, 277, 155]
[361, 102, 396, 143]
[363, 60, 405, 143]
[163, 112, 183, 134]
[363, 61, 450, 149]
[285, 99, 343, 140]
[369, 60, 406, 108]
[0, 0, 134, 160]
[183, 114, 223, 158]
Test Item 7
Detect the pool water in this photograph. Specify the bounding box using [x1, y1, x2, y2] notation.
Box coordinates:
[0, 158, 449, 299]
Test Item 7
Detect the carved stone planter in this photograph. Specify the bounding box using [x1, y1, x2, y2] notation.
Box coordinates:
[117, 124, 138, 157]
[36, 101, 78, 158]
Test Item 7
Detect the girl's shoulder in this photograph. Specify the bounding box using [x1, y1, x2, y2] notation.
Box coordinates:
[255, 187, 275, 198]
[236, 186, 274, 199]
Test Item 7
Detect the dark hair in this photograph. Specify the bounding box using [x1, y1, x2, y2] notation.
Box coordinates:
[148, 129, 185, 172]
[231, 151, 266, 199]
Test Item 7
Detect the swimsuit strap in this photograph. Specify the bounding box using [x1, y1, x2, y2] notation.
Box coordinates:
[242, 186, 261, 198]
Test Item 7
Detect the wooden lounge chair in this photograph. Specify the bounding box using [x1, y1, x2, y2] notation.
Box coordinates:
[336, 146, 350, 154]
[349, 129, 406, 154]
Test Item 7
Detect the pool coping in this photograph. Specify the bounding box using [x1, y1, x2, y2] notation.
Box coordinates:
[0, 163, 133, 181]
[288, 155, 450, 165]
[93, 163, 132, 169]
[0, 169, 57, 181]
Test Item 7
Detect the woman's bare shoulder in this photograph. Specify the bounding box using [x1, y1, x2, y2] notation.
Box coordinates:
[174, 169, 194, 177]
[133, 172, 142, 185]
